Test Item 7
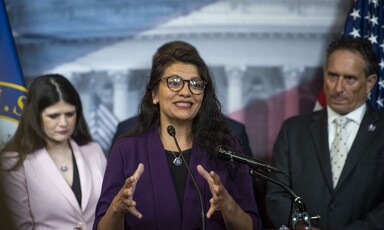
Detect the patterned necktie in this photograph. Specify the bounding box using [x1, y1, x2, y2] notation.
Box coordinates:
[330, 116, 350, 188]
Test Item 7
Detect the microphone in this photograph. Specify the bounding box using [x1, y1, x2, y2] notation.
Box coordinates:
[167, 125, 176, 137]
[215, 145, 286, 174]
[167, 125, 206, 230]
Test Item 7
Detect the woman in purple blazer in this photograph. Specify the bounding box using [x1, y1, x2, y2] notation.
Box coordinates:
[94, 42, 262, 230]
[0, 74, 106, 229]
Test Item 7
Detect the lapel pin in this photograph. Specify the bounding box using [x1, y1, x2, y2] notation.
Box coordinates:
[368, 124, 376, 132]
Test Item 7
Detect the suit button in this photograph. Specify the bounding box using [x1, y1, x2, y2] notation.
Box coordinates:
[330, 204, 335, 210]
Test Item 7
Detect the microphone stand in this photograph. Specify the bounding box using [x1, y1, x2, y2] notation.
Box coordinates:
[167, 126, 206, 230]
[249, 169, 312, 230]
[179, 152, 206, 230]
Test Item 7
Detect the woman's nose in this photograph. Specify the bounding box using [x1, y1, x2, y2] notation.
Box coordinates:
[58, 115, 68, 126]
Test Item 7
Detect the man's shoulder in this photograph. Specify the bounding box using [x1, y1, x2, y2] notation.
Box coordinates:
[114, 116, 139, 139]
[117, 116, 138, 128]
[284, 110, 324, 125]
[225, 117, 246, 129]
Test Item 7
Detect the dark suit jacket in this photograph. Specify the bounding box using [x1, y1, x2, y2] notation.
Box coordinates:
[113, 116, 253, 157]
[94, 128, 261, 229]
[266, 106, 384, 230]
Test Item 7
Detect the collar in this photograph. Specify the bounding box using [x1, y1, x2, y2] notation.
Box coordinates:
[327, 103, 366, 125]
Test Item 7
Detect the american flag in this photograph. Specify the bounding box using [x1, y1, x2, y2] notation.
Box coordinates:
[314, 0, 384, 111]
[344, 0, 384, 110]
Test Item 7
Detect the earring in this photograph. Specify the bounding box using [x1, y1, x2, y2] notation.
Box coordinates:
[153, 99, 158, 104]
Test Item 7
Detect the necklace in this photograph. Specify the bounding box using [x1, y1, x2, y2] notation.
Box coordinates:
[49, 148, 71, 173]
[171, 151, 183, 166]
[60, 163, 68, 172]
[60, 149, 72, 172]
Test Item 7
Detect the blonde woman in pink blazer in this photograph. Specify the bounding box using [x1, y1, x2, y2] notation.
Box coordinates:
[0, 74, 106, 230]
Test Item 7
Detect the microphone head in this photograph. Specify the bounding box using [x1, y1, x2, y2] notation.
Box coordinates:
[167, 125, 176, 137]
[215, 145, 232, 161]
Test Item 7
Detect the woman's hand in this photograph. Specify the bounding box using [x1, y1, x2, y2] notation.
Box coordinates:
[111, 163, 144, 218]
[197, 164, 233, 218]
[197, 164, 253, 229]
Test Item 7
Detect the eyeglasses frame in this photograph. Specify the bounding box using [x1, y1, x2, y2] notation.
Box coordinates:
[159, 74, 207, 95]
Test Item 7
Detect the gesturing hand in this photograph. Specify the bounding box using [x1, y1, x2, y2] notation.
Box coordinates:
[112, 163, 144, 219]
[197, 164, 233, 218]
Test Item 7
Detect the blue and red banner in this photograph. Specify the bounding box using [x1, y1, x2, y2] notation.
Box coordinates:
[0, 0, 27, 146]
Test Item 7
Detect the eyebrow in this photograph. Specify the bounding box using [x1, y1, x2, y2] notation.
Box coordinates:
[43, 109, 76, 115]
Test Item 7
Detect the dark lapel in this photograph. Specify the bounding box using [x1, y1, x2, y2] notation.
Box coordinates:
[147, 129, 182, 229]
[181, 145, 207, 229]
[336, 106, 381, 189]
[309, 109, 334, 190]
[146, 128, 206, 229]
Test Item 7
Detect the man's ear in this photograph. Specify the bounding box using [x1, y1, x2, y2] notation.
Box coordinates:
[366, 74, 378, 93]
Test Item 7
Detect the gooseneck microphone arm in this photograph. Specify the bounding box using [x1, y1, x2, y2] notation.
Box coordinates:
[167, 125, 206, 230]
[215, 145, 317, 229]
[250, 168, 313, 229]
[216, 145, 288, 176]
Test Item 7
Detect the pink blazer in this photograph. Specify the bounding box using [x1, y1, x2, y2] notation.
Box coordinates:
[1, 140, 106, 230]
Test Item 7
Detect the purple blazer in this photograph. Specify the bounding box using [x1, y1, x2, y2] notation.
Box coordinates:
[94, 128, 261, 229]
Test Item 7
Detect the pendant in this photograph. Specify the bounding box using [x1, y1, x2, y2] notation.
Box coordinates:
[60, 164, 68, 172]
[173, 157, 182, 166]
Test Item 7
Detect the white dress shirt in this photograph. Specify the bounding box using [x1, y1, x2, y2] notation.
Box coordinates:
[327, 103, 366, 153]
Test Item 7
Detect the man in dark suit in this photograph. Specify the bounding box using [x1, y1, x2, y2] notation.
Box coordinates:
[266, 37, 384, 229]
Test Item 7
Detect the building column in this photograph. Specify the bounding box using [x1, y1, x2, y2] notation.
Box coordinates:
[112, 71, 130, 121]
[68, 73, 93, 120]
[225, 66, 246, 116]
[281, 66, 303, 117]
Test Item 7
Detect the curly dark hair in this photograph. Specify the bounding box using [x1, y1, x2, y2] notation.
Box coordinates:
[326, 37, 378, 77]
[131, 42, 234, 155]
[1, 73, 92, 170]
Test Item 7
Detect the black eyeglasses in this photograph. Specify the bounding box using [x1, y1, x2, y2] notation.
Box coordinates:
[159, 75, 207, 95]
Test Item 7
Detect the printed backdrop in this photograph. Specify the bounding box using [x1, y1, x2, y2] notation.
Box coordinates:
[3, 0, 352, 159]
